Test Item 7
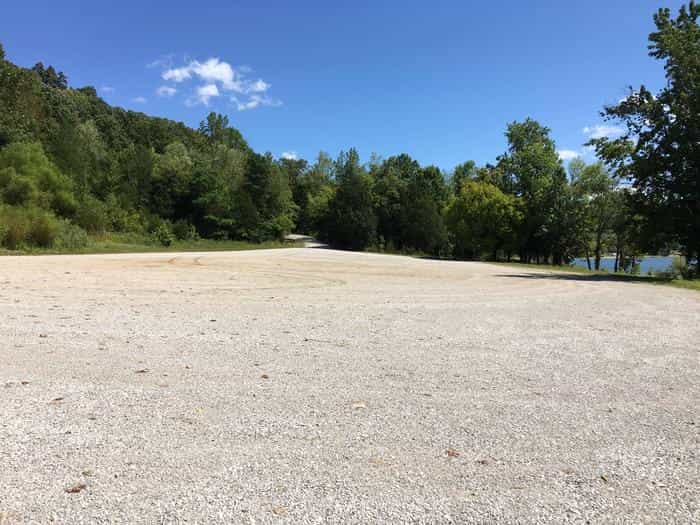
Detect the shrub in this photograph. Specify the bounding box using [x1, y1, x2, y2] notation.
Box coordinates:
[0, 206, 60, 249]
[2, 172, 37, 205]
[54, 220, 89, 250]
[52, 190, 78, 217]
[172, 220, 198, 241]
[29, 212, 59, 247]
[74, 196, 109, 233]
[152, 223, 174, 247]
[0, 206, 31, 249]
[0, 220, 7, 247]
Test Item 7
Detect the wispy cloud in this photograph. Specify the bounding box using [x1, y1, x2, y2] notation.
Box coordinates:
[582, 124, 624, 139]
[155, 56, 279, 109]
[248, 79, 270, 93]
[557, 150, 580, 161]
[147, 54, 175, 69]
[132, 96, 147, 104]
[156, 85, 177, 97]
[100, 86, 115, 95]
[188, 84, 219, 106]
[281, 151, 298, 160]
[232, 94, 282, 112]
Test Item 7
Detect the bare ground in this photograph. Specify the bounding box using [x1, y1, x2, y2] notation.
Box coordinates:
[1, 248, 698, 524]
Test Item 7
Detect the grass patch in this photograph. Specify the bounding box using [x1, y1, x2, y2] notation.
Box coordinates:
[664, 278, 700, 291]
[488, 260, 699, 292]
[0, 232, 298, 256]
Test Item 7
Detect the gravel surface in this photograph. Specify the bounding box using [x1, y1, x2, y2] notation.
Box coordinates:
[1, 248, 698, 524]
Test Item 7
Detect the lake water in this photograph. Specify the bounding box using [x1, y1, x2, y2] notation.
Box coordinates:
[572, 255, 677, 274]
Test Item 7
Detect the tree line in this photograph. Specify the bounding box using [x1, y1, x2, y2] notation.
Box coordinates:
[0, 2, 697, 275]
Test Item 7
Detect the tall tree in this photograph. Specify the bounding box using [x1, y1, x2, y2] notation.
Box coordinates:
[322, 149, 376, 250]
[497, 119, 569, 263]
[198, 112, 248, 151]
[570, 159, 618, 269]
[452, 160, 477, 192]
[445, 180, 522, 260]
[590, 2, 700, 272]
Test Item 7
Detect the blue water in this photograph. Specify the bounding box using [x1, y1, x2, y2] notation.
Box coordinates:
[572, 255, 677, 274]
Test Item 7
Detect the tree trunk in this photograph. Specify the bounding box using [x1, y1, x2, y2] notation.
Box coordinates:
[621, 250, 625, 273]
[585, 250, 592, 271]
[594, 229, 603, 271]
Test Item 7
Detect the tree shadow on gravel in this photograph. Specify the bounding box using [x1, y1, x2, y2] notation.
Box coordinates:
[495, 272, 673, 285]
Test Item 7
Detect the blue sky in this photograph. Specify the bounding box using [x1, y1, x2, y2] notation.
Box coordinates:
[1, 1, 684, 171]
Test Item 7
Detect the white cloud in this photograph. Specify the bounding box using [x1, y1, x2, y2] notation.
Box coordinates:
[157, 56, 279, 110]
[232, 94, 282, 112]
[248, 79, 270, 93]
[163, 58, 242, 91]
[156, 85, 177, 97]
[557, 150, 580, 161]
[132, 96, 147, 104]
[100, 86, 115, 94]
[194, 59, 239, 91]
[163, 66, 192, 83]
[583, 124, 624, 139]
[188, 83, 219, 106]
[281, 151, 298, 160]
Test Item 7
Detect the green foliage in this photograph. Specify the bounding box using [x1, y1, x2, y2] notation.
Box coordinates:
[452, 160, 477, 192]
[496, 119, 571, 263]
[199, 112, 249, 151]
[321, 149, 377, 250]
[446, 181, 522, 259]
[54, 220, 89, 250]
[569, 159, 618, 269]
[172, 220, 198, 241]
[589, 2, 700, 270]
[151, 141, 193, 219]
[152, 223, 175, 247]
[0, 142, 77, 216]
[371, 155, 447, 255]
[0, 205, 60, 248]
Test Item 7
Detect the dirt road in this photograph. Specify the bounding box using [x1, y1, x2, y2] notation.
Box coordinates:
[1, 248, 698, 523]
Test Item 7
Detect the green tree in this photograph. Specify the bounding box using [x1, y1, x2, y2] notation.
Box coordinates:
[445, 180, 522, 260]
[451, 160, 477, 192]
[235, 152, 295, 240]
[589, 2, 700, 272]
[371, 154, 448, 254]
[322, 149, 376, 250]
[151, 142, 193, 219]
[290, 151, 335, 235]
[0, 142, 76, 216]
[497, 119, 570, 263]
[570, 159, 617, 270]
[198, 112, 248, 151]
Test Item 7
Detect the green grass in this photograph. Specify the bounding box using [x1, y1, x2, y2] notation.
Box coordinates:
[664, 278, 700, 291]
[0, 232, 298, 256]
[489, 260, 700, 292]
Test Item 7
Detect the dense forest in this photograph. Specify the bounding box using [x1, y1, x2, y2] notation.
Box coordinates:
[0, 3, 697, 275]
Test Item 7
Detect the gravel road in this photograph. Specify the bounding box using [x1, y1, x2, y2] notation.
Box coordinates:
[1, 248, 698, 524]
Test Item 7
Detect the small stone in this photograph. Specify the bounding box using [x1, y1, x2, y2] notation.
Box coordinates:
[65, 483, 86, 494]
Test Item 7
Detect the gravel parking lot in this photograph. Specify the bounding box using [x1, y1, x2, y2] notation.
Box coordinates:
[1, 248, 698, 523]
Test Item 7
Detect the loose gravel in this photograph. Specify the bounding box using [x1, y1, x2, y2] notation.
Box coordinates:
[1, 248, 698, 524]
